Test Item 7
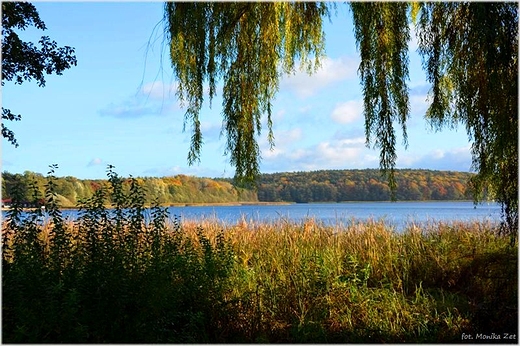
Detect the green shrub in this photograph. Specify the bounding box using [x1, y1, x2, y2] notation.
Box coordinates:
[2, 165, 234, 343]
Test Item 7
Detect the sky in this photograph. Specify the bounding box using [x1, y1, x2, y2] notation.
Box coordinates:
[1, 2, 474, 180]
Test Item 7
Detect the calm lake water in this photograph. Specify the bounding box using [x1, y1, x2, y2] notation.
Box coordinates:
[163, 201, 501, 229]
[7, 200, 499, 231]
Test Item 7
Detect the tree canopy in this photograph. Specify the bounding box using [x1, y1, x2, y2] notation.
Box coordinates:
[163, 2, 518, 237]
[1, 2, 77, 147]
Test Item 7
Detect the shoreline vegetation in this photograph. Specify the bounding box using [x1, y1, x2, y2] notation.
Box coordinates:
[2, 167, 516, 343]
[1, 199, 485, 212]
[3, 216, 516, 343]
[0, 201, 295, 212]
[2, 169, 481, 210]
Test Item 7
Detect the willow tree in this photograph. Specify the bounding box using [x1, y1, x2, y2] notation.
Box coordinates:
[164, 2, 328, 184]
[351, 2, 518, 237]
[164, 2, 518, 237]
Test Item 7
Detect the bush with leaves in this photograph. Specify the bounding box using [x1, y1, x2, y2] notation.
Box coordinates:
[2, 165, 234, 343]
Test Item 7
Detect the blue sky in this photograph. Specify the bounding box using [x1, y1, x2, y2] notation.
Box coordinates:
[2, 2, 473, 180]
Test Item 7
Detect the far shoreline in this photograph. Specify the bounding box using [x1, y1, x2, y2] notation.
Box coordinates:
[1, 199, 491, 213]
[1, 201, 295, 212]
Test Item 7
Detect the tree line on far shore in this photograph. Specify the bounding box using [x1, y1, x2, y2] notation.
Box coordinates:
[1, 168, 483, 208]
[1, 171, 257, 208]
[255, 169, 477, 203]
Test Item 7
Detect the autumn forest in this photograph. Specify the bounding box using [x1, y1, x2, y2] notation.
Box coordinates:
[2, 169, 480, 208]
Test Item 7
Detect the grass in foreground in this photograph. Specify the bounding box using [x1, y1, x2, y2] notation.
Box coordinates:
[2, 168, 517, 343]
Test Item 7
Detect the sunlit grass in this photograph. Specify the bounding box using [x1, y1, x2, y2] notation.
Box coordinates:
[203, 217, 514, 342]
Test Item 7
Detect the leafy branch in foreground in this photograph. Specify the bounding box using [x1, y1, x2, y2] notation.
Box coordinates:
[2, 165, 234, 342]
[2, 2, 77, 147]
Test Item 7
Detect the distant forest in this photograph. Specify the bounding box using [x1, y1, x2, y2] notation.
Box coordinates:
[255, 169, 476, 203]
[1, 169, 478, 208]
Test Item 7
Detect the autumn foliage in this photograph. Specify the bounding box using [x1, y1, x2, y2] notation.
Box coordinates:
[1, 169, 479, 209]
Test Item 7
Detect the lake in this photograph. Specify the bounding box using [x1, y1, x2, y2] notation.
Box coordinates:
[10, 200, 499, 231]
[164, 201, 501, 229]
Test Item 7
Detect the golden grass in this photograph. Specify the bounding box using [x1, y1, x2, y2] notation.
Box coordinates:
[166, 217, 514, 342]
[2, 216, 516, 342]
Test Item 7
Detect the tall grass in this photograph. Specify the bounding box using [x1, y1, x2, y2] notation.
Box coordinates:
[2, 166, 517, 343]
[218, 217, 516, 342]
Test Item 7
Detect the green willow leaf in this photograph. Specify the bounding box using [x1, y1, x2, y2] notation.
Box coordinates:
[416, 2, 518, 236]
[350, 2, 411, 195]
[164, 2, 328, 186]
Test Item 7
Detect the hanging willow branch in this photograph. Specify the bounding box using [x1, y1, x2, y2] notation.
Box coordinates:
[350, 2, 411, 195]
[415, 2, 518, 236]
[350, 2, 517, 237]
[164, 2, 328, 186]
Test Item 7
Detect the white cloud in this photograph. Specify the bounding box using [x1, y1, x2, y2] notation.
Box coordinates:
[398, 146, 472, 171]
[277, 128, 303, 146]
[260, 128, 303, 159]
[298, 105, 312, 114]
[200, 121, 223, 142]
[273, 109, 286, 121]
[315, 140, 362, 162]
[99, 81, 181, 119]
[143, 165, 233, 179]
[410, 93, 429, 118]
[261, 126, 472, 174]
[98, 101, 158, 119]
[430, 149, 445, 160]
[261, 135, 377, 172]
[140, 81, 178, 101]
[281, 56, 359, 98]
[409, 84, 431, 120]
[263, 147, 283, 160]
[331, 100, 363, 124]
[87, 158, 103, 167]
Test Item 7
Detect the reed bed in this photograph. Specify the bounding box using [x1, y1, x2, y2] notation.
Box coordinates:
[192, 217, 516, 342]
[2, 169, 517, 343]
[4, 215, 515, 343]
